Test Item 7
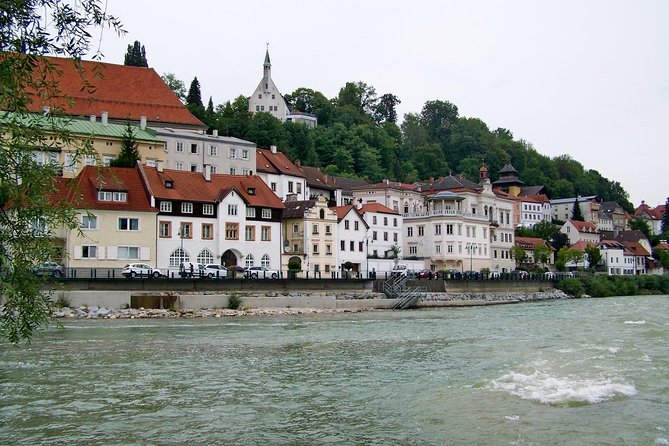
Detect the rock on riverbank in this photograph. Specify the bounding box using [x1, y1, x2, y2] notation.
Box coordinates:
[423, 289, 571, 302]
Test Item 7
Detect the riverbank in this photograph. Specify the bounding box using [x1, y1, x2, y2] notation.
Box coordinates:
[50, 289, 571, 319]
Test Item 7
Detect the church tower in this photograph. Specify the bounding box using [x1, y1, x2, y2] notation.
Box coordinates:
[248, 47, 290, 122]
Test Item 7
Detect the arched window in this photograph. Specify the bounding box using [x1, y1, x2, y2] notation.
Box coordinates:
[261, 254, 270, 268]
[404, 202, 409, 214]
[319, 209, 325, 219]
[197, 248, 214, 265]
[245, 254, 255, 268]
[169, 248, 190, 267]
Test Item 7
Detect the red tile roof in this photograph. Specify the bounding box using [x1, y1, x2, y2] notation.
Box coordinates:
[352, 181, 419, 191]
[140, 166, 284, 209]
[515, 237, 552, 250]
[655, 241, 669, 250]
[635, 202, 666, 220]
[623, 241, 650, 257]
[330, 205, 369, 227]
[26, 56, 204, 128]
[68, 165, 155, 212]
[597, 240, 624, 250]
[569, 220, 598, 233]
[358, 203, 400, 215]
[256, 148, 304, 177]
[571, 240, 598, 252]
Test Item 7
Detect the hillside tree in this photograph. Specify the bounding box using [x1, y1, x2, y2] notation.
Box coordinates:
[571, 199, 585, 221]
[109, 123, 140, 167]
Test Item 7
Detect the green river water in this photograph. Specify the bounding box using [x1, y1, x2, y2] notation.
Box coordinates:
[1, 296, 668, 445]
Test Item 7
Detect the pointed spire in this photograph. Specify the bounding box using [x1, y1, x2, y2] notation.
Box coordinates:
[264, 43, 271, 66]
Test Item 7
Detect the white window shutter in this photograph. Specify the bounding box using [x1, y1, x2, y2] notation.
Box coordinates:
[140, 247, 150, 261]
[73, 246, 82, 260]
[98, 246, 106, 260]
[107, 246, 117, 260]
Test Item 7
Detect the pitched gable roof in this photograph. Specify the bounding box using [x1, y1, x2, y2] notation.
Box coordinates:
[353, 180, 420, 192]
[298, 165, 338, 190]
[515, 237, 552, 250]
[330, 205, 369, 227]
[358, 203, 400, 215]
[623, 241, 650, 257]
[569, 220, 598, 233]
[283, 200, 316, 218]
[616, 230, 649, 245]
[140, 166, 284, 209]
[69, 165, 155, 212]
[419, 174, 479, 192]
[256, 148, 304, 177]
[26, 56, 204, 128]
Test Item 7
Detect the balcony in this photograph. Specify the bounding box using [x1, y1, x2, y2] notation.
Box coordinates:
[403, 209, 491, 222]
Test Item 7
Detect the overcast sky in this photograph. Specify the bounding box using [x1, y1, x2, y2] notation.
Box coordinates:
[93, 0, 668, 208]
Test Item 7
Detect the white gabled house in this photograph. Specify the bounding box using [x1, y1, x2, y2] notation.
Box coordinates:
[256, 146, 307, 202]
[331, 205, 369, 276]
[140, 163, 284, 274]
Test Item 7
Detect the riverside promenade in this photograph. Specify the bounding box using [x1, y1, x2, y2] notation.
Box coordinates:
[49, 278, 568, 313]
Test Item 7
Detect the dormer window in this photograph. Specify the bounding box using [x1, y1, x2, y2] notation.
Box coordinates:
[98, 191, 126, 202]
[165, 180, 173, 189]
[160, 201, 172, 212]
[247, 187, 255, 195]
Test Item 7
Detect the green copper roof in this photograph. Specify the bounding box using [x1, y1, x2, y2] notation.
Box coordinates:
[264, 48, 271, 66]
[1, 112, 161, 142]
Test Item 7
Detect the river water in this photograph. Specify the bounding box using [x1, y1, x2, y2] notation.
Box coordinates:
[1, 296, 668, 445]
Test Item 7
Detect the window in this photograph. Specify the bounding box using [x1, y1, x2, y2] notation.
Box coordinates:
[261, 226, 270, 241]
[446, 224, 454, 235]
[179, 222, 192, 238]
[418, 226, 424, 237]
[197, 249, 214, 265]
[228, 204, 238, 216]
[81, 214, 97, 230]
[209, 145, 217, 156]
[325, 225, 332, 235]
[160, 201, 172, 212]
[409, 246, 417, 255]
[113, 192, 127, 202]
[225, 223, 239, 240]
[245, 225, 255, 241]
[182, 202, 193, 214]
[435, 244, 442, 254]
[393, 233, 398, 242]
[175, 162, 184, 170]
[159, 221, 171, 238]
[82, 245, 97, 259]
[229, 167, 236, 175]
[313, 244, 319, 254]
[242, 168, 250, 175]
[326, 244, 332, 255]
[293, 243, 299, 253]
[319, 209, 325, 219]
[98, 191, 112, 201]
[118, 217, 139, 231]
[383, 232, 388, 241]
[435, 224, 442, 236]
[176, 142, 184, 152]
[373, 231, 378, 241]
[255, 105, 260, 111]
[229, 148, 236, 158]
[341, 240, 345, 251]
[384, 217, 388, 226]
[350, 241, 355, 251]
[189, 164, 197, 172]
[271, 182, 276, 191]
[247, 208, 256, 218]
[293, 223, 299, 234]
[190, 143, 198, 154]
[117, 246, 139, 260]
[296, 183, 302, 194]
[345, 220, 350, 230]
[202, 223, 213, 240]
[354, 221, 359, 231]
[358, 242, 363, 252]
[393, 218, 398, 227]
[373, 216, 377, 225]
[261, 254, 270, 268]
[312, 224, 319, 235]
[242, 149, 249, 159]
[262, 208, 271, 219]
[245, 254, 255, 268]
[407, 227, 413, 237]
[288, 182, 294, 193]
[447, 244, 453, 253]
[84, 155, 96, 166]
[211, 166, 217, 174]
[169, 248, 190, 267]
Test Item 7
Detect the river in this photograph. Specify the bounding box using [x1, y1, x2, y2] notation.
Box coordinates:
[1, 296, 668, 445]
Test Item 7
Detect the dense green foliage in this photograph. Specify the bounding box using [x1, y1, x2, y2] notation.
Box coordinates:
[174, 75, 633, 205]
[109, 123, 140, 167]
[123, 40, 147, 67]
[556, 275, 669, 298]
[571, 198, 585, 221]
[663, 197, 669, 233]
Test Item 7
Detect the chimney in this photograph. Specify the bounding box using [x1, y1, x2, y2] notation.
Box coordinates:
[430, 177, 434, 184]
[140, 116, 147, 130]
[213, 129, 218, 137]
[641, 200, 645, 205]
[438, 176, 443, 182]
[384, 179, 390, 185]
[156, 160, 164, 173]
[89, 115, 96, 122]
[101, 111, 108, 126]
[270, 145, 277, 154]
[356, 198, 363, 210]
[295, 159, 301, 167]
[203, 164, 211, 182]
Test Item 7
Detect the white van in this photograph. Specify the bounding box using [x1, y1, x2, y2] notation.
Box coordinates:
[391, 264, 409, 277]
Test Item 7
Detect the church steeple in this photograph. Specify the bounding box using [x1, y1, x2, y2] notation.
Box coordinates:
[263, 45, 271, 87]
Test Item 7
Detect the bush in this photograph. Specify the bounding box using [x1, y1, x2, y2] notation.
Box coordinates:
[53, 293, 71, 308]
[227, 293, 242, 310]
[556, 277, 586, 297]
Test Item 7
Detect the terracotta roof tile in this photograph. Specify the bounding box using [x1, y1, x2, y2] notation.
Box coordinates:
[358, 203, 399, 215]
[255, 148, 304, 177]
[515, 237, 552, 250]
[571, 240, 598, 252]
[141, 166, 284, 209]
[298, 165, 338, 190]
[68, 165, 155, 212]
[569, 220, 598, 233]
[283, 200, 316, 218]
[623, 241, 650, 257]
[26, 56, 204, 128]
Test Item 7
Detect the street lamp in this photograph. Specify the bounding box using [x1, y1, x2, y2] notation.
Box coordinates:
[362, 234, 374, 278]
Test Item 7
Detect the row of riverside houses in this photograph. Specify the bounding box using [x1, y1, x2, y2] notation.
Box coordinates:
[15, 51, 663, 276]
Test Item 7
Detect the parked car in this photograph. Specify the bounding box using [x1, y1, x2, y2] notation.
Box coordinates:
[203, 264, 227, 279]
[178, 262, 205, 278]
[443, 269, 462, 279]
[510, 270, 529, 279]
[391, 264, 410, 277]
[246, 266, 279, 279]
[488, 270, 501, 279]
[544, 271, 556, 280]
[463, 270, 481, 280]
[416, 269, 435, 279]
[122, 263, 162, 278]
[31, 262, 65, 278]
